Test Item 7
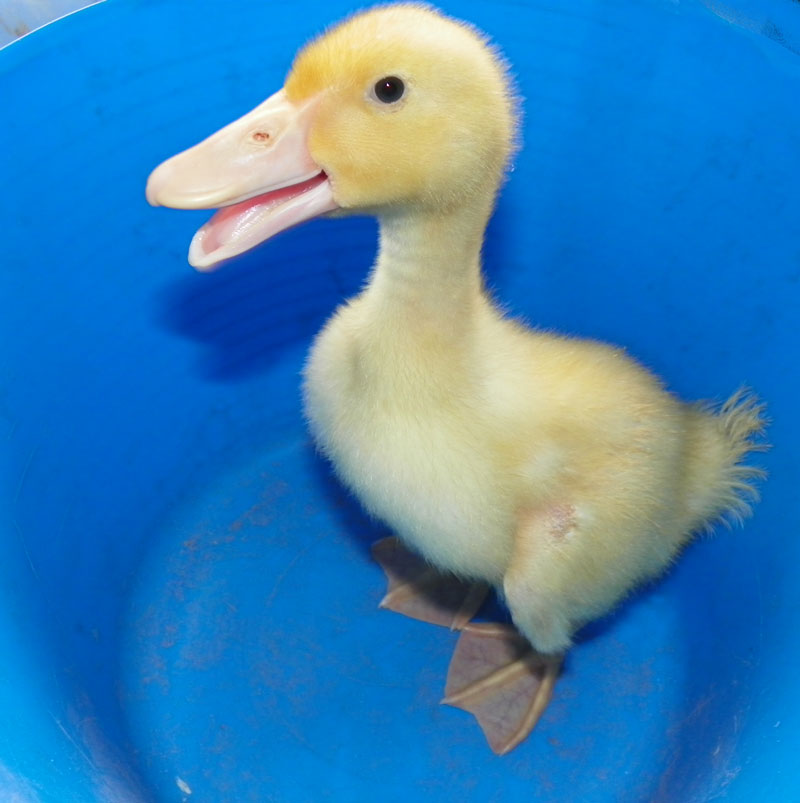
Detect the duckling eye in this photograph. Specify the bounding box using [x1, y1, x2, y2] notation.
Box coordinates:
[374, 76, 405, 104]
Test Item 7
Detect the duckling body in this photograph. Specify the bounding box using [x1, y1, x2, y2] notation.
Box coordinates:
[147, 2, 765, 749]
[304, 204, 759, 653]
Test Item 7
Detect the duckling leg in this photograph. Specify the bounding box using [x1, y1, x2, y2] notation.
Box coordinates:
[442, 623, 561, 755]
[502, 504, 579, 653]
[442, 506, 575, 753]
[372, 537, 489, 629]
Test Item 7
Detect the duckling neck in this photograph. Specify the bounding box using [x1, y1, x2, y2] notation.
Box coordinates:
[366, 201, 490, 327]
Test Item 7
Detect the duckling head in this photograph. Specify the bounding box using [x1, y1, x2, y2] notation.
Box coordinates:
[146, 4, 517, 269]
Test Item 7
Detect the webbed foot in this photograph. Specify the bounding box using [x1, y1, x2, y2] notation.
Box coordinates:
[443, 622, 561, 755]
[372, 536, 559, 754]
[371, 536, 488, 630]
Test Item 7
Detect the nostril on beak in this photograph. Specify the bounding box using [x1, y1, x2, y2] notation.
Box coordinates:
[252, 131, 271, 143]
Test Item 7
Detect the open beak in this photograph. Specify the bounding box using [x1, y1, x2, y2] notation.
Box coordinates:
[146, 89, 338, 271]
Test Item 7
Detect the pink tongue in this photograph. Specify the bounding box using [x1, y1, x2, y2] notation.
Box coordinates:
[202, 173, 327, 254]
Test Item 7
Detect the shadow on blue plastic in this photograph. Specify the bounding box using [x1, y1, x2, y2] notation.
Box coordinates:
[1, 0, 798, 801]
[156, 217, 374, 381]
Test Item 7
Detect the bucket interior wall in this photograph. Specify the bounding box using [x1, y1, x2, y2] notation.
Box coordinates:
[1, 0, 798, 801]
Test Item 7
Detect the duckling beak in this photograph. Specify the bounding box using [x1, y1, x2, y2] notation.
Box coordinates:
[146, 89, 338, 271]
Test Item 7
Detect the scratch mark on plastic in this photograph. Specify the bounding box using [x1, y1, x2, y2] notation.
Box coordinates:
[14, 446, 39, 503]
[49, 712, 95, 770]
[14, 520, 41, 583]
[264, 534, 326, 609]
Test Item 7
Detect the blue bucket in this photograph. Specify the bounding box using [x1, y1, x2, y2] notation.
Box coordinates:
[2, 1, 798, 800]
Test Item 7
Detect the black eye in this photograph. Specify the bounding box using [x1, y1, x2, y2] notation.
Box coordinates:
[374, 76, 405, 104]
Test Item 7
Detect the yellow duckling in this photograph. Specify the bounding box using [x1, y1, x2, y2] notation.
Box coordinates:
[146, 3, 766, 754]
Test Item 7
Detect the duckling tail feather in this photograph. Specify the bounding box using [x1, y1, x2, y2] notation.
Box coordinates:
[683, 388, 768, 533]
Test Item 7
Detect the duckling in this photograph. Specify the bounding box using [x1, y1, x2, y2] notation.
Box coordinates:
[146, 3, 766, 754]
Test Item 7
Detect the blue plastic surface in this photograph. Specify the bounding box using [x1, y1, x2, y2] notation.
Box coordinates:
[1, 0, 798, 800]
